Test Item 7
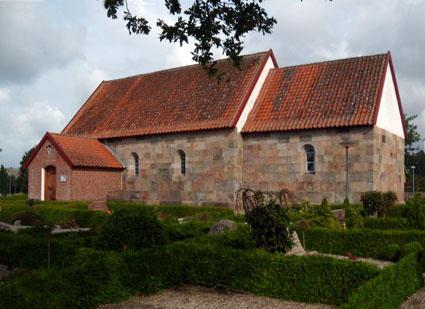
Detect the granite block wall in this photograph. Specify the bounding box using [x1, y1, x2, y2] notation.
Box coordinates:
[241, 126, 398, 204]
[103, 125, 404, 207]
[104, 128, 242, 207]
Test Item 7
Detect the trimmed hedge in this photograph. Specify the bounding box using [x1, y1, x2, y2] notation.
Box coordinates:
[303, 227, 425, 259]
[0, 230, 95, 269]
[0, 242, 380, 308]
[106, 202, 234, 219]
[177, 244, 380, 305]
[364, 217, 408, 230]
[341, 252, 423, 308]
[163, 221, 214, 241]
[0, 202, 106, 228]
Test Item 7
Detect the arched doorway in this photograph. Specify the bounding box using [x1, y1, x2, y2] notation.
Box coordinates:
[44, 166, 56, 201]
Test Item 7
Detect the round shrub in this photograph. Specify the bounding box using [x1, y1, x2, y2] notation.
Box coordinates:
[379, 243, 400, 262]
[11, 211, 43, 226]
[99, 207, 168, 251]
[400, 241, 423, 259]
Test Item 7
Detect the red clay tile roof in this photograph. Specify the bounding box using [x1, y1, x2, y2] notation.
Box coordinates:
[24, 133, 124, 169]
[62, 51, 276, 138]
[242, 52, 405, 134]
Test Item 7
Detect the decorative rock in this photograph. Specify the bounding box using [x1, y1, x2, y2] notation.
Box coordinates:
[286, 231, 306, 256]
[208, 219, 237, 235]
[88, 201, 111, 213]
[178, 216, 194, 224]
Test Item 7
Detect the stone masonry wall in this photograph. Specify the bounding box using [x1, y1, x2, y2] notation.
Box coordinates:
[373, 126, 405, 203]
[27, 140, 72, 201]
[242, 127, 378, 204]
[104, 128, 242, 208]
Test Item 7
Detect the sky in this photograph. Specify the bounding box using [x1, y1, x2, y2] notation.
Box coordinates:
[1, 0, 425, 168]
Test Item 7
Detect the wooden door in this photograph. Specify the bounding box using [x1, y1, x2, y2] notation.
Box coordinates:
[44, 166, 56, 201]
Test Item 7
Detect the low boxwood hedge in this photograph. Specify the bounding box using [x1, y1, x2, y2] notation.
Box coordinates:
[363, 217, 408, 230]
[303, 227, 425, 259]
[106, 202, 235, 219]
[341, 249, 423, 308]
[0, 230, 95, 269]
[0, 202, 106, 228]
[0, 242, 380, 308]
[163, 221, 214, 242]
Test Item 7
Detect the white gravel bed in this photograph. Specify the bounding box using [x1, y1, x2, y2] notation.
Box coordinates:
[98, 285, 334, 309]
[0, 264, 14, 281]
[0, 221, 90, 233]
[319, 253, 393, 269]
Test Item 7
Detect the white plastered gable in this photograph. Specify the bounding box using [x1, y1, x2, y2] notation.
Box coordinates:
[375, 63, 404, 138]
[236, 55, 277, 132]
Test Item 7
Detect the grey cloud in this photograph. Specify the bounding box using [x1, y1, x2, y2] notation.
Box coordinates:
[0, 2, 86, 85]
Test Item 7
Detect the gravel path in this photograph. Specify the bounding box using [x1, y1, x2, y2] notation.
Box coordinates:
[98, 285, 334, 309]
[0, 264, 13, 281]
[400, 274, 425, 309]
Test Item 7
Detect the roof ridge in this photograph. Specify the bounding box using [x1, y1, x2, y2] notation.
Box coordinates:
[104, 50, 270, 82]
[50, 132, 99, 140]
[273, 52, 388, 71]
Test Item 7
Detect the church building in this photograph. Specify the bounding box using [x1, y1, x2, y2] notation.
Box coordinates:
[24, 50, 406, 207]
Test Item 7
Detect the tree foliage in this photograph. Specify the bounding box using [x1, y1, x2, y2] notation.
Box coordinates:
[103, 0, 277, 77]
[405, 114, 422, 156]
[0, 165, 9, 195]
[16, 146, 36, 194]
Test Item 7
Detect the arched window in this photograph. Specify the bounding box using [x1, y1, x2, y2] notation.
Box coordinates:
[132, 152, 139, 177]
[178, 150, 186, 175]
[305, 145, 315, 173]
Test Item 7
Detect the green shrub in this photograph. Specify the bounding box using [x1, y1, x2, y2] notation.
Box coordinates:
[364, 217, 408, 230]
[99, 207, 168, 251]
[183, 227, 252, 250]
[163, 221, 213, 242]
[107, 202, 234, 219]
[345, 206, 364, 229]
[25, 199, 40, 207]
[379, 244, 400, 262]
[0, 240, 381, 308]
[176, 243, 380, 306]
[0, 230, 85, 269]
[245, 199, 293, 253]
[10, 211, 43, 225]
[341, 253, 423, 308]
[386, 204, 409, 218]
[361, 191, 398, 218]
[361, 191, 384, 217]
[406, 195, 425, 230]
[400, 241, 423, 259]
[308, 197, 341, 229]
[304, 228, 425, 259]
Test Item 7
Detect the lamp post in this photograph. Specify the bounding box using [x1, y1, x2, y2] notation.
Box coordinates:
[340, 140, 358, 200]
[412, 166, 416, 193]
